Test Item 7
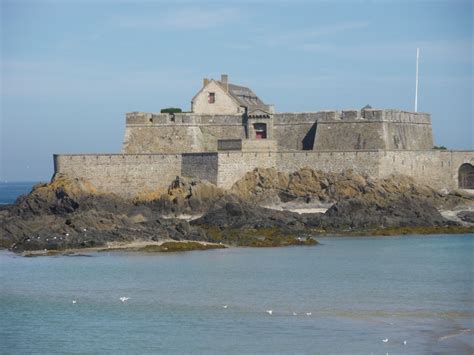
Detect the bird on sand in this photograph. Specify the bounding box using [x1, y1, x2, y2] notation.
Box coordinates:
[403, 340, 407, 345]
[266, 310, 273, 315]
[292, 312, 297, 316]
[72, 300, 77, 304]
[222, 305, 228, 309]
[382, 338, 389, 343]
[306, 312, 312, 316]
[119, 297, 130, 302]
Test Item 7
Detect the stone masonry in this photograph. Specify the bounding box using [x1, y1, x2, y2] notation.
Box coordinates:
[53, 75, 474, 197]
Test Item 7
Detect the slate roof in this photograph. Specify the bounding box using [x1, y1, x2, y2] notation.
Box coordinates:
[218, 81, 270, 112]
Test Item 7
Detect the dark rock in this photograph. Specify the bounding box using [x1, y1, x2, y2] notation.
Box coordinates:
[457, 211, 474, 223]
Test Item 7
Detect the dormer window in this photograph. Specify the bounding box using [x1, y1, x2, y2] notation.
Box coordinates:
[208, 92, 215, 104]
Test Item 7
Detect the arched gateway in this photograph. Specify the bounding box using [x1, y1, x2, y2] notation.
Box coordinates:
[458, 163, 474, 189]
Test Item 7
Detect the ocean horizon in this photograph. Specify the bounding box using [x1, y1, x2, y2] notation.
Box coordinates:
[0, 181, 41, 205]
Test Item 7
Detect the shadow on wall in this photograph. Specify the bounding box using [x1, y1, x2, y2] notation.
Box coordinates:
[302, 122, 317, 150]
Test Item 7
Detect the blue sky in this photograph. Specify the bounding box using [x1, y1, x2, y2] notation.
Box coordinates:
[1, 0, 473, 181]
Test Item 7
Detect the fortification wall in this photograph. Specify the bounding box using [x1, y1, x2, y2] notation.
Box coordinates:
[123, 113, 245, 154]
[383, 121, 433, 150]
[379, 150, 474, 190]
[54, 154, 182, 198]
[273, 113, 320, 150]
[275, 151, 382, 176]
[181, 153, 218, 184]
[123, 110, 433, 154]
[314, 122, 387, 150]
[313, 110, 433, 151]
[217, 152, 277, 189]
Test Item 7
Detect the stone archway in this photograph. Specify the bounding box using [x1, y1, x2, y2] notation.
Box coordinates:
[458, 163, 474, 189]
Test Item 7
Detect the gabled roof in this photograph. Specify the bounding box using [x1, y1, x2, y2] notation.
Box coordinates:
[191, 76, 271, 113]
[247, 108, 272, 118]
[219, 82, 270, 112]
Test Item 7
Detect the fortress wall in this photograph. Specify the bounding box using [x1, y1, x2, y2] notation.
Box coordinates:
[314, 122, 387, 150]
[313, 120, 433, 151]
[54, 154, 182, 198]
[379, 150, 474, 190]
[382, 121, 433, 150]
[274, 123, 317, 150]
[217, 152, 277, 189]
[123, 125, 204, 154]
[123, 113, 246, 154]
[181, 153, 219, 184]
[199, 125, 246, 151]
[124, 110, 434, 154]
[276, 151, 381, 176]
[273, 113, 320, 150]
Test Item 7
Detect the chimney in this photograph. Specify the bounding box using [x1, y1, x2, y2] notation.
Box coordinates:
[221, 74, 228, 92]
[203, 78, 209, 87]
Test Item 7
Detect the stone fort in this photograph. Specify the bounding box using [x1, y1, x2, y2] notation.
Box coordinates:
[54, 74, 474, 197]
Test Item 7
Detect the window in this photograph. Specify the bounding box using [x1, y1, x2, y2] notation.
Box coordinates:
[208, 92, 215, 104]
[254, 123, 267, 139]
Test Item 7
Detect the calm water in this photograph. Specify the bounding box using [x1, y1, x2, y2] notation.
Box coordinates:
[0, 181, 39, 204]
[0, 236, 473, 354]
[1, 183, 473, 353]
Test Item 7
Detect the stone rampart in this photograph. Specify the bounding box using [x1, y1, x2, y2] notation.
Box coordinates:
[123, 110, 433, 154]
[379, 150, 474, 190]
[123, 113, 246, 154]
[54, 154, 182, 198]
[53, 150, 474, 197]
[216, 152, 277, 189]
[181, 153, 218, 184]
[276, 151, 381, 176]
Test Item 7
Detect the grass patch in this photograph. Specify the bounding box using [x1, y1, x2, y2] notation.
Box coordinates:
[201, 225, 318, 247]
[136, 241, 226, 252]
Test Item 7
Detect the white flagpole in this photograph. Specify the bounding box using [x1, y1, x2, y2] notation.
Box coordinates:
[415, 48, 419, 112]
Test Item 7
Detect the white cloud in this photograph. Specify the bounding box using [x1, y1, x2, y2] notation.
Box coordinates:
[115, 7, 241, 30]
[296, 39, 473, 63]
[162, 8, 241, 29]
[263, 21, 369, 47]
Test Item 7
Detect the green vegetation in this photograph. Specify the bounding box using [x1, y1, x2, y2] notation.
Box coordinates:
[201, 225, 318, 247]
[316, 225, 474, 237]
[136, 241, 226, 252]
[433, 145, 447, 150]
[160, 107, 182, 114]
[369, 225, 474, 236]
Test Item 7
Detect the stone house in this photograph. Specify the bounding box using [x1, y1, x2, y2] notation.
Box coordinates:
[191, 74, 274, 115]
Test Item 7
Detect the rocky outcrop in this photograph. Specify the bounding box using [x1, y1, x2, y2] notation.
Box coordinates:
[230, 168, 472, 210]
[0, 174, 205, 252]
[1, 169, 473, 254]
[141, 176, 225, 215]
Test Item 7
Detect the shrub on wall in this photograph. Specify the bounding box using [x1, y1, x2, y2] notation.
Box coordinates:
[433, 145, 447, 150]
[160, 108, 182, 114]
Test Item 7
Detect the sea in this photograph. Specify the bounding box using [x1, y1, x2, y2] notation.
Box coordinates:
[1, 182, 473, 354]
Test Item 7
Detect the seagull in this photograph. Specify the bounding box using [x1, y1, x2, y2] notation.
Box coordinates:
[403, 340, 407, 345]
[120, 297, 130, 303]
[266, 310, 273, 315]
[72, 300, 77, 304]
[382, 338, 389, 343]
[83, 228, 87, 232]
[306, 312, 312, 316]
[65, 233, 69, 237]
[292, 312, 297, 316]
[222, 305, 228, 309]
